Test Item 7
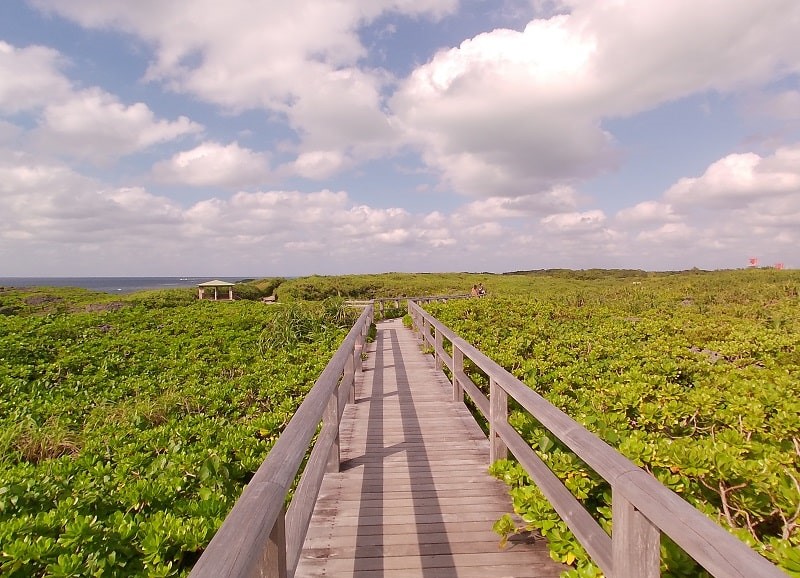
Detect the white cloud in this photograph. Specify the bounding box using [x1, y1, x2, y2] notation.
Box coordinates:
[0, 40, 203, 163]
[458, 186, 580, 220]
[31, 0, 456, 170]
[465, 221, 504, 238]
[540, 210, 606, 232]
[612, 145, 800, 267]
[153, 141, 271, 188]
[615, 201, 679, 224]
[0, 154, 182, 246]
[5, 0, 800, 275]
[391, 16, 614, 196]
[292, 150, 348, 180]
[0, 41, 71, 113]
[665, 147, 800, 208]
[3, 141, 798, 275]
[636, 222, 694, 244]
[391, 0, 800, 197]
[33, 88, 202, 162]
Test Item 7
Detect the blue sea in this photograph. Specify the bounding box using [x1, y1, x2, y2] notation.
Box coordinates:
[0, 277, 249, 294]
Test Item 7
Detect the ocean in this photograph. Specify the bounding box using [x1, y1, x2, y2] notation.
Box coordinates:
[0, 277, 249, 294]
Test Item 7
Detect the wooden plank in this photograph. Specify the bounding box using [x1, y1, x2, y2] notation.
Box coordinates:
[298, 567, 561, 578]
[295, 318, 565, 578]
[298, 551, 559, 572]
[324, 389, 340, 474]
[312, 488, 499, 502]
[303, 519, 516, 539]
[301, 538, 517, 557]
[302, 528, 507, 548]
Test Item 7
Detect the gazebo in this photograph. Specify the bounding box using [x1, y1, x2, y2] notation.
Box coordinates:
[197, 280, 235, 301]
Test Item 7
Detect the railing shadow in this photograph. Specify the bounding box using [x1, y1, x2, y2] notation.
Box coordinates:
[390, 328, 457, 578]
[352, 328, 385, 575]
[349, 326, 457, 577]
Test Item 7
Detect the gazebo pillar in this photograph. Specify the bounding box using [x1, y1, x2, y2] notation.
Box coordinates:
[197, 280, 236, 301]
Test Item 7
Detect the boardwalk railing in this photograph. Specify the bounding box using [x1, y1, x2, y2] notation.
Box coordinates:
[190, 304, 373, 578]
[408, 299, 788, 578]
[346, 294, 471, 317]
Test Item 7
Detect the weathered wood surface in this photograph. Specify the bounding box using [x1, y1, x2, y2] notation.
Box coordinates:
[295, 318, 565, 578]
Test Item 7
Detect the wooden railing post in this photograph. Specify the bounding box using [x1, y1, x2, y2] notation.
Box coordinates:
[350, 340, 359, 404]
[452, 344, 464, 403]
[325, 385, 340, 473]
[264, 506, 287, 578]
[348, 316, 367, 404]
[612, 491, 660, 578]
[434, 329, 443, 370]
[489, 377, 508, 462]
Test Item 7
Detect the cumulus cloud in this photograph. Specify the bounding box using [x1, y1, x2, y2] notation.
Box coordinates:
[0, 151, 521, 275]
[31, 0, 456, 170]
[0, 41, 71, 113]
[1, 40, 203, 163]
[636, 222, 694, 244]
[153, 141, 271, 188]
[541, 210, 606, 233]
[26, 0, 800, 192]
[0, 154, 182, 245]
[613, 145, 800, 267]
[665, 147, 800, 208]
[391, 0, 800, 197]
[292, 150, 349, 180]
[458, 186, 581, 220]
[3, 140, 798, 275]
[5, 1, 800, 274]
[33, 88, 202, 162]
[615, 201, 679, 224]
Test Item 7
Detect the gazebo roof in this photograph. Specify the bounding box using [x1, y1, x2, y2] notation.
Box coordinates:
[198, 279, 236, 287]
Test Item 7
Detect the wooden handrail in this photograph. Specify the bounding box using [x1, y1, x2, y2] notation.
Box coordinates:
[346, 294, 472, 317]
[190, 305, 373, 578]
[407, 299, 788, 578]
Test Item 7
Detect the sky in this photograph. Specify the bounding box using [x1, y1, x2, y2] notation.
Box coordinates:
[1, 0, 799, 276]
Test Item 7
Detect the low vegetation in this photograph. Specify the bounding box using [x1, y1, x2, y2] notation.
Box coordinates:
[422, 269, 800, 576]
[0, 289, 356, 576]
[2, 269, 797, 576]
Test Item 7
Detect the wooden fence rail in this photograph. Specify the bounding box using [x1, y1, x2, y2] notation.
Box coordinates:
[189, 305, 373, 578]
[346, 294, 471, 317]
[407, 299, 788, 578]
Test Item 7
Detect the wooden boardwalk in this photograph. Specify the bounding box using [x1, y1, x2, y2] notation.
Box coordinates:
[295, 319, 565, 578]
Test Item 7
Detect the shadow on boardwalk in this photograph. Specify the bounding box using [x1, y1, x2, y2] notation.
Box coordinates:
[296, 319, 564, 578]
